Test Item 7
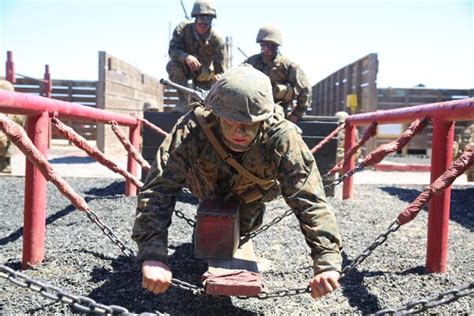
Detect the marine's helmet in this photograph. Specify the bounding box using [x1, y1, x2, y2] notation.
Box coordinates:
[191, 0, 217, 18]
[256, 25, 283, 46]
[0, 80, 15, 92]
[335, 111, 349, 124]
[204, 64, 274, 123]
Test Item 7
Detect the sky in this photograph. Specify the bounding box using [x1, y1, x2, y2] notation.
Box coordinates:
[0, 0, 473, 89]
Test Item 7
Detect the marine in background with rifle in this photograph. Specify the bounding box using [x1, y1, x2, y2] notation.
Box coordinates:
[244, 25, 312, 124]
[167, 0, 227, 114]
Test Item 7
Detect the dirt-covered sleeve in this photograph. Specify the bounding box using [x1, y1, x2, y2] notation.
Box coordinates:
[131, 116, 195, 264]
[168, 21, 191, 62]
[211, 30, 227, 74]
[276, 127, 343, 275]
[287, 62, 312, 120]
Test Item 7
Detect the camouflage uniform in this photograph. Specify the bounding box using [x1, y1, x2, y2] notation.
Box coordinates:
[244, 25, 311, 121]
[167, 7, 226, 113]
[132, 82, 343, 274]
[0, 80, 25, 173]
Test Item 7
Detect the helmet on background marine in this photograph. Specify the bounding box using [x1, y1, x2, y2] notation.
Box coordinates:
[335, 111, 349, 124]
[256, 24, 283, 46]
[191, 0, 217, 18]
[204, 64, 274, 123]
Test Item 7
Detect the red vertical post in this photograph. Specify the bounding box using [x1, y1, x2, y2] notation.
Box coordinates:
[426, 118, 454, 273]
[125, 123, 140, 196]
[6, 51, 15, 83]
[342, 123, 356, 199]
[22, 111, 49, 269]
[42, 65, 52, 148]
[42, 64, 52, 98]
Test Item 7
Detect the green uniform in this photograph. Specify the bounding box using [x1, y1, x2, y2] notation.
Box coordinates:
[244, 53, 311, 120]
[132, 107, 343, 275]
[167, 20, 226, 112]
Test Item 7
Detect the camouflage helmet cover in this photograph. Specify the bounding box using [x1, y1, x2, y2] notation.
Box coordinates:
[335, 111, 349, 123]
[191, 0, 217, 18]
[256, 24, 283, 46]
[204, 64, 274, 123]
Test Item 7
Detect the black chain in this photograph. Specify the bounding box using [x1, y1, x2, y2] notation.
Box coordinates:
[84, 209, 204, 294]
[340, 220, 401, 277]
[324, 164, 365, 192]
[85, 209, 136, 258]
[239, 208, 294, 246]
[174, 209, 196, 227]
[0, 265, 131, 314]
[374, 281, 474, 315]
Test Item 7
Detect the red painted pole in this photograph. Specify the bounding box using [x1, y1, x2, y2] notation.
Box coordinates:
[6, 51, 15, 83]
[342, 124, 356, 199]
[426, 119, 454, 273]
[42, 64, 52, 98]
[43, 65, 52, 148]
[125, 124, 140, 196]
[22, 111, 49, 269]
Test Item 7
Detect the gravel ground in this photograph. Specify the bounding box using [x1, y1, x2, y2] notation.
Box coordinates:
[1, 176, 472, 314]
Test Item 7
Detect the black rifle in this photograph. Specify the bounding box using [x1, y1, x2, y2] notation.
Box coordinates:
[160, 78, 208, 103]
[180, 0, 190, 20]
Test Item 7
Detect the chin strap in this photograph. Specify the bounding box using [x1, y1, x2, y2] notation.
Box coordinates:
[194, 106, 276, 190]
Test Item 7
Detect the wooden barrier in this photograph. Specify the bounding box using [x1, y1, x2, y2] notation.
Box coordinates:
[97, 51, 164, 155]
[13, 77, 98, 140]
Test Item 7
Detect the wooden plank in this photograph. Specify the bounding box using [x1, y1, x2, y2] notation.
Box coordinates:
[52, 79, 97, 88]
[204, 240, 263, 296]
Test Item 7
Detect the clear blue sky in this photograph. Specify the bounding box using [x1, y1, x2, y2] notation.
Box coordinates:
[1, 0, 473, 89]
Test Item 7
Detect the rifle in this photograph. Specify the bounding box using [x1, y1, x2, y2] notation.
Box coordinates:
[180, 0, 190, 20]
[160, 78, 208, 103]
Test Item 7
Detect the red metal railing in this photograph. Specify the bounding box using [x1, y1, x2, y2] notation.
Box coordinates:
[341, 97, 474, 273]
[0, 89, 141, 268]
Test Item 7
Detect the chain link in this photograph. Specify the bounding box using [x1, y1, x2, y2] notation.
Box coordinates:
[238, 286, 311, 299]
[341, 220, 401, 277]
[85, 209, 136, 257]
[239, 208, 294, 246]
[174, 209, 196, 227]
[324, 164, 365, 192]
[0, 265, 132, 314]
[374, 281, 474, 315]
[84, 208, 204, 294]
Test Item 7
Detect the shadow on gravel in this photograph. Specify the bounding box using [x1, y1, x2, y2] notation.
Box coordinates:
[380, 186, 474, 230]
[84, 243, 256, 315]
[0, 182, 128, 246]
[48, 156, 95, 164]
[85, 181, 125, 197]
[0, 204, 76, 246]
[340, 252, 382, 314]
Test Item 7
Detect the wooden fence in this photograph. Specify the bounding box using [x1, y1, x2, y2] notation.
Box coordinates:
[96, 51, 164, 155]
[13, 77, 98, 140]
[377, 88, 474, 154]
[311, 53, 378, 116]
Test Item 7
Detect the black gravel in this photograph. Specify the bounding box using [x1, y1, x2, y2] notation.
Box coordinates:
[1, 177, 472, 314]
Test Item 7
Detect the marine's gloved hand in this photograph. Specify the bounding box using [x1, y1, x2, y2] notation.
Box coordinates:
[309, 270, 340, 299]
[185, 55, 202, 71]
[142, 260, 172, 294]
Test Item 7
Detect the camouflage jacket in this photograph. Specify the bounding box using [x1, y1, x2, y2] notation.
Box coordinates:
[244, 53, 311, 120]
[132, 108, 343, 275]
[168, 20, 226, 75]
